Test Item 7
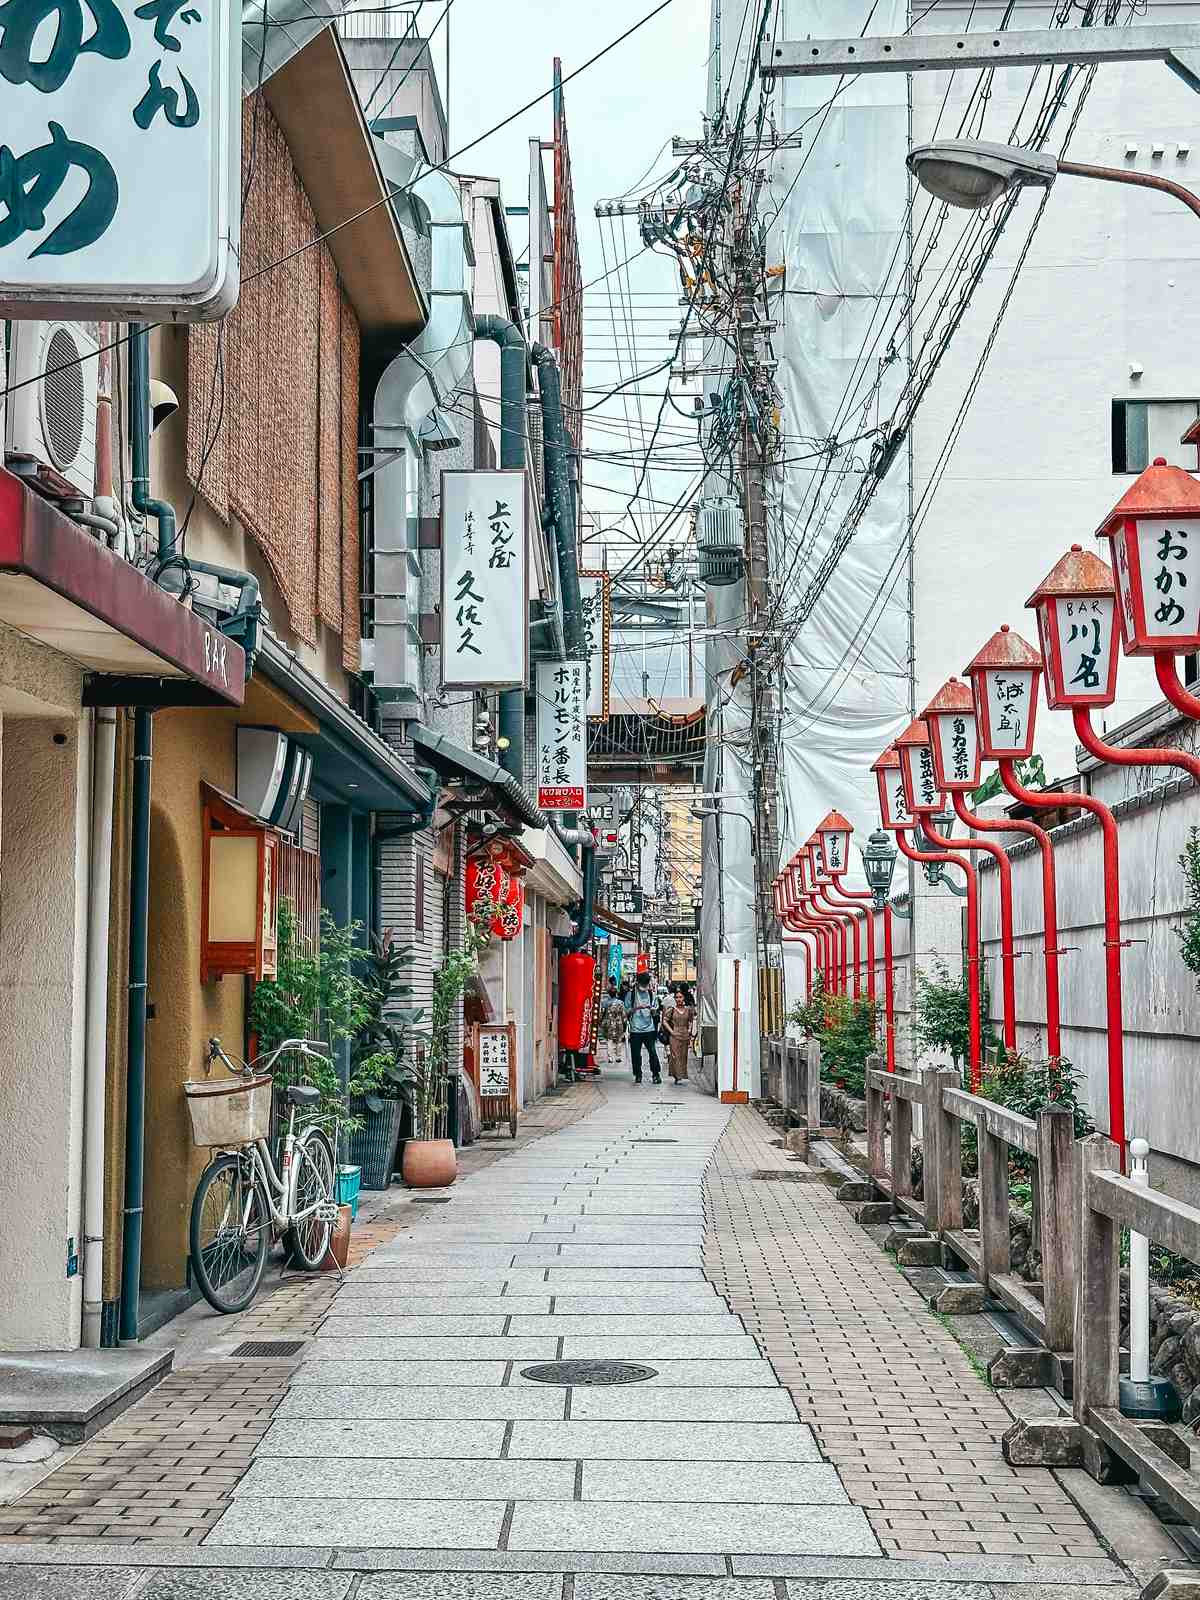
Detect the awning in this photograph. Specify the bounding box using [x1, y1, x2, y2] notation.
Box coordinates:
[412, 725, 546, 831]
[594, 903, 641, 941]
[257, 633, 431, 814]
[0, 468, 246, 707]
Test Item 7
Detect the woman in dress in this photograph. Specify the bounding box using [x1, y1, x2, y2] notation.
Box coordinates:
[663, 984, 696, 1084]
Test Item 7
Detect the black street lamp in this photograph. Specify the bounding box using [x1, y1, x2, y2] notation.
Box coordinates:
[860, 829, 898, 911]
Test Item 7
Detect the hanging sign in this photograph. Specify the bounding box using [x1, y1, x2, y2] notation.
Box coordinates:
[1112, 517, 1200, 653]
[440, 470, 527, 690]
[0, 0, 240, 318]
[578, 570, 611, 720]
[535, 660, 587, 810]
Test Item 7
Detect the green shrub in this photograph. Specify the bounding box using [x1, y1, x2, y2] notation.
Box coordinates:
[1176, 826, 1200, 984]
[787, 975, 879, 1098]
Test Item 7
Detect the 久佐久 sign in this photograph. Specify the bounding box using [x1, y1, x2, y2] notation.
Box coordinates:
[536, 659, 587, 810]
[0, 0, 240, 318]
[440, 469, 527, 691]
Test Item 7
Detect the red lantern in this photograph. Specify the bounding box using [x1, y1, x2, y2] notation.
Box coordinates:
[1096, 456, 1200, 655]
[871, 745, 911, 832]
[494, 872, 524, 942]
[1027, 545, 1120, 710]
[814, 809, 853, 876]
[894, 717, 941, 814]
[559, 951, 596, 1051]
[464, 854, 500, 923]
[922, 678, 980, 793]
[964, 626, 1042, 761]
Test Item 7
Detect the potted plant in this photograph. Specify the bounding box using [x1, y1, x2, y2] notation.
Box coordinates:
[350, 932, 423, 1189]
[401, 908, 492, 1188]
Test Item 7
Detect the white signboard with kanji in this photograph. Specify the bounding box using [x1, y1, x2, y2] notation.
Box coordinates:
[477, 1026, 511, 1098]
[579, 570, 611, 720]
[983, 669, 1034, 753]
[0, 0, 240, 317]
[440, 470, 527, 691]
[536, 660, 587, 811]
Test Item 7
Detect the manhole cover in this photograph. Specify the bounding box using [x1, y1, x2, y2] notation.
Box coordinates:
[519, 1360, 658, 1386]
[411, 1196, 452, 1204]
[231, 1340, 306, 1358]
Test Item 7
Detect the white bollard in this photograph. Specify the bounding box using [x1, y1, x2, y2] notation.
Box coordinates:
[1129, 1136, 1150, 1385]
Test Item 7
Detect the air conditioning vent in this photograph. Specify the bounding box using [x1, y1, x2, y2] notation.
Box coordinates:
[5, 321, 98, 500]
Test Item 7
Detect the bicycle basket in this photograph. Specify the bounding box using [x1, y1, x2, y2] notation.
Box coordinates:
[184, 1075, 273, 1147]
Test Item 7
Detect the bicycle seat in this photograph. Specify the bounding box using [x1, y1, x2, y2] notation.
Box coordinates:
[283, 1084, 322, 1107]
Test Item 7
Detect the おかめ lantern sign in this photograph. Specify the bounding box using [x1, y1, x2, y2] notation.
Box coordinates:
[1095, 457, 1200, 655]
[0, 0, 240, 319]
[965, 626, 1042, 761]
[895, 718, 941, 814]
[922, 679, 980, 793]
[441, 470, 528, 690]
[1027, 546, 1120, 711]
[536, 660, 587, 810]
[871, 745, 911, 832]
[815, 810, 853, 876]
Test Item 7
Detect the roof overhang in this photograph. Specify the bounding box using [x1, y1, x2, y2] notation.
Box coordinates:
[522, 824, 584, 906]
[0, 469, 246, 706]
[264, 27, 426, 346]
[412, 725, 546, 831]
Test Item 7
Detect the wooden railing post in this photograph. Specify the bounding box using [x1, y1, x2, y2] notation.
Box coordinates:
[806, 1039, 822, 1138]
[891, 1070, 913, 1201]
[783, 1040, 795, 1127]
[933, 1067, 963, 1234]
[1074, 1134, 1121, 1423]
[979, 1120, 1012, 1287]
[1037, 1105, 1078, 1353]
[866, 1065, 886, 1192]
[921, 1064, 956, 1236]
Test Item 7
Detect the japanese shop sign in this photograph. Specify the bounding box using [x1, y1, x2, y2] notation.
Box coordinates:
[819, 831, 850, 875]
[476, 1024, 512, 1099]
[536, 659, 587, 810]
[982, 670, 1034, 754]
[904, 742, 939, 811]
[578, 569, 611, 720]
[440, 470, 527, 691]
[1113, 517, 1200, 651]
[930, 711, 979, 790]
[1037, 595, 1117, 709]
[0, 0, 240, 317]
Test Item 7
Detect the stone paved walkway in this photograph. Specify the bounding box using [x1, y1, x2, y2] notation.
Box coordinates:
[0, 1070, 1142, 1596]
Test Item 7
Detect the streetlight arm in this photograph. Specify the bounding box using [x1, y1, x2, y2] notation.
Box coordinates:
[1058, 158, 1200, 223]
[894, 826, 982, 1086]
[1155, 653, 1200, 722]
[1073, 705, 1200, 785]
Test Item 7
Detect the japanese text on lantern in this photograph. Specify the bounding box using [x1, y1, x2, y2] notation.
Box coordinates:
[440, 471, 527, 690]
[987, 671, 1031, 749]
[1136, 518, 1200, 639]
[1055, 596, 1113, 694]
[950, 716, 971, 782]
[915, 745, 938, 808]
[536, 659, 587, 810]
[0, 0, 237, 316]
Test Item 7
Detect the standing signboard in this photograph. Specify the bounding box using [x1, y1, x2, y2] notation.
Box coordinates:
[0, 0, 241, 318]
[535, 660, 587, 810]
[441, 470, 527, 690]
[578, 570, 611, 720]
[473, 1022, 517, 1138]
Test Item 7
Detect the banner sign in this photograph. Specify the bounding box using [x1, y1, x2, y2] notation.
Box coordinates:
[0, 0, 240, 318]
[440, 470, 527, 690]
[607, 941, 624, 983]
[579, 570, 611, 720]
[536, 660, 587, 810]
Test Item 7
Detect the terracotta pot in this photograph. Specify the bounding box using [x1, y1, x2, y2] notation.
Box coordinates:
[402, 1138, 458, 1189]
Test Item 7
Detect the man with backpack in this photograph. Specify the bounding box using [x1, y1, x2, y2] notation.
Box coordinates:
[624, 971, 662, 1085]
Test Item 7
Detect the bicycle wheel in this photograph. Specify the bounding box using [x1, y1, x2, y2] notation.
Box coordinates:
[189, 1152, 269, 1314]
[287, 1127, 336, 1270]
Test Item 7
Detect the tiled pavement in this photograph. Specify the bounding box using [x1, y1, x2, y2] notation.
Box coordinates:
[0, 1071, 1141, 1597]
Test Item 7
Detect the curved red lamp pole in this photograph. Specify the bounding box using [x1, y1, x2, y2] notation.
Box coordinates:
[1075, 705, 1200, 786]
[782, 931, 815, 1000]
[829, 875, 876, 1001]
[894, 824, 983, 1089]
[921, 812, 1017, 1053]
[796, 858, 846, 993]
[816, 883, 862, 998]
[1155, 655, 1200, 720]
[999, 760, 1126, 1155]
[880, 901, 896, 1073]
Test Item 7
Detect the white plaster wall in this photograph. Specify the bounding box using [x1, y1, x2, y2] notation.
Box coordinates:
[0, 715, 90, 1350]
[910, 2, 1200, 781]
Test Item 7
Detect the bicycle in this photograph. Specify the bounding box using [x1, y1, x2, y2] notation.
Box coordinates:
[186, 1037, 342, 1315]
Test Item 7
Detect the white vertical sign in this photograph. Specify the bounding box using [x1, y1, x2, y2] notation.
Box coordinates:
[441, 470, 527, 690]
[578, 571, 611, 720]
[1133, 516, 1200, 643]
[983, 669, 1034, 753]
[536, 660, 587, 810]
[0, 0, 240, 317]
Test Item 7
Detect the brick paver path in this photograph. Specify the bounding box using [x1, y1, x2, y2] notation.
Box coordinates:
[706, 1105, 1108, 1562]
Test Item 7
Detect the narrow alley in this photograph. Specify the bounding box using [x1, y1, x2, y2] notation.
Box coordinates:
[0, 1073, 1150, 1596]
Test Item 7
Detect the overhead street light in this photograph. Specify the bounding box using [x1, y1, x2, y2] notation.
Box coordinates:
[908, 136, 1200, 223]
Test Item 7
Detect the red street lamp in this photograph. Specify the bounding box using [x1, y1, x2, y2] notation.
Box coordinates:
[895, 716, 943, 816]
[782, 863, 829, 994]
[966, 624, 1128, 1156]
[775, 876, 815, 1000]
[920, 681, 1017, 1055]
[816, 808, 876, 1004]
[805, 835, 861, 997]
[790, 852, 840, 994]
[872, 742, 913, 832]
[1095, 455, 1200, 720]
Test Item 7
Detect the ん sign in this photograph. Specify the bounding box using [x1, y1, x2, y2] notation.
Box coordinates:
[0, 0, 240, 318]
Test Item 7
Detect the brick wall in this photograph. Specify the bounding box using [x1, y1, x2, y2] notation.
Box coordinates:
[186, 95, 360, 663]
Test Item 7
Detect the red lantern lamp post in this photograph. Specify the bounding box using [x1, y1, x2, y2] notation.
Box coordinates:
[966, 625, 1128, 1156]
[775, 876, 815, 1000]
[783, 856, 829, 990]
[800, 846, 849, 995]
[817, 808, 876, 1003]
[810, 834, 864, 999]
[1095, 455, 1200, 721]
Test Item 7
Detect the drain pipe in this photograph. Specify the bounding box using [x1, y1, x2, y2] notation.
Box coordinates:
[531, 345, 584, 658]
[129, 325, 176, 565]
[82, 712, 116, 1346]
[119, 707, 152, 1344]
[474, 314, 527, 785]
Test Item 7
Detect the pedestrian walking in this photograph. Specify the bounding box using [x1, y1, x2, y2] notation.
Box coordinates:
[598, 978, 628, 1069]
[662, 984, 696, 1084]
[624, 971, 662, 1085]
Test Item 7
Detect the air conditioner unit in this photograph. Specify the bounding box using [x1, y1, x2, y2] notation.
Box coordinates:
[5, 320, 99, 501]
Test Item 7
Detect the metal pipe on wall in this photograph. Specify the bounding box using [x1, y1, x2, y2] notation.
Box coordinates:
[82, 706, 116, 1348]
[119, 708, 152, 1344]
